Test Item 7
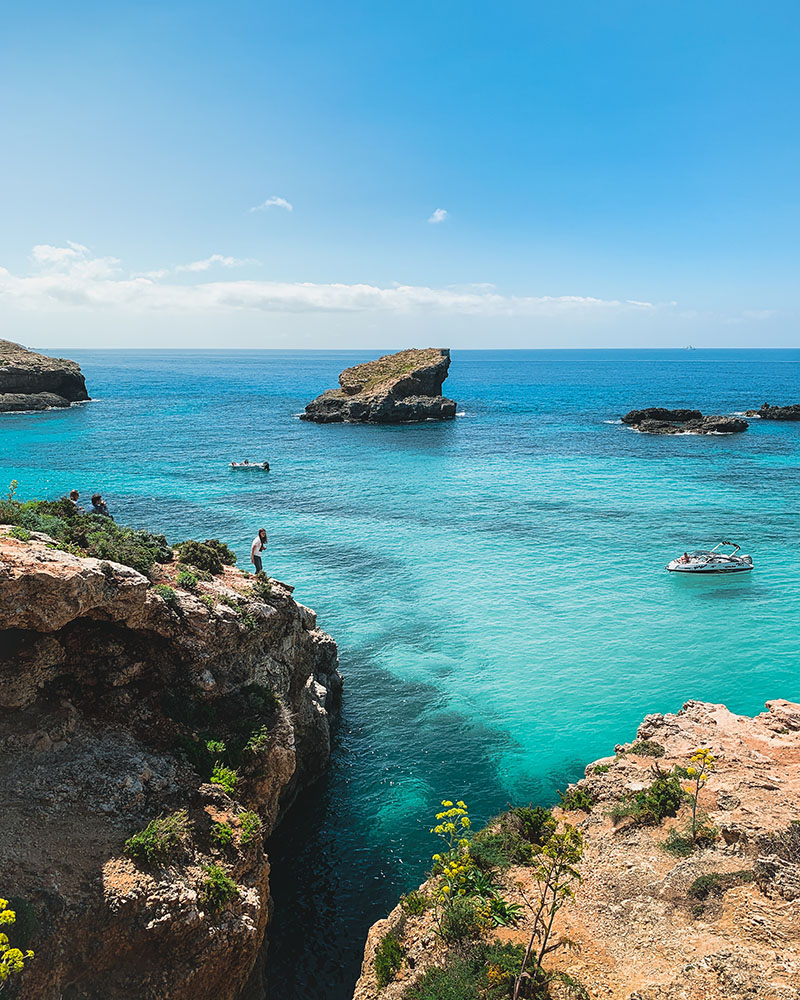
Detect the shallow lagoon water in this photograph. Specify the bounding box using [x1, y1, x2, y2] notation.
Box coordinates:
[3, 349, 800, 996]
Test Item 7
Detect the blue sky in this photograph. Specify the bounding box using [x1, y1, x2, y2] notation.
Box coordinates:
[1, 1, 798, 347]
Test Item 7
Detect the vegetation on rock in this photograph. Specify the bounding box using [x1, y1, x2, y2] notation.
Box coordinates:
[374, 931, 404, 988]
[199, 865, 238, 913]
[0, 898, 34, 988]
[125, 811, 192, 865]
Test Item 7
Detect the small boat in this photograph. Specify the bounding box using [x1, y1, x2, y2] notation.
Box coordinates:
[230, 461, 270, 470]
[666, 541, 753, 574]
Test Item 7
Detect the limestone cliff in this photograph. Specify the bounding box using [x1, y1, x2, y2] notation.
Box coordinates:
[0, 339, 90, 412]
[0, 528, 341, 999]
[301, 348, 457, 424]
[354, 700, 800, 1000]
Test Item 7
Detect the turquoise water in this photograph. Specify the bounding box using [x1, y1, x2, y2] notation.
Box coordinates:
[4, 349, 800, 996]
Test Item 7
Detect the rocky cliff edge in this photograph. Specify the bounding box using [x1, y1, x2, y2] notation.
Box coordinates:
[0, 528, 341, 999]
[355, 700, 800, 1000]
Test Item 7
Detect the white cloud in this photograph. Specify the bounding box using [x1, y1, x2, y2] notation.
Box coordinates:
[0, 241, 664, 318]
[175, 254, 252, 273]
[250, 196, 293, 213]
[428, 208, 448, 224]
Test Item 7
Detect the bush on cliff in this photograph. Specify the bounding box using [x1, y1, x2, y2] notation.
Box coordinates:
[199, 865, 238, 913]
[0, 493, 172, 574]
[610, 767, 685, 826]
[125, 810, 192, 865]
[404, 942, 526, 1000]
[374, 931, 404, 987]
[175, 539, 232, 575]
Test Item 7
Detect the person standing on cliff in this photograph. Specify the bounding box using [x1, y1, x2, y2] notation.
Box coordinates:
[250, 528, 267, 575]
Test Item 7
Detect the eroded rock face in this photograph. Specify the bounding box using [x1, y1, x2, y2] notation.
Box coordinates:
[0, 340, 89, 411]
[354, 700, 800, 1000]
[744, 403, 800, 421]
[0, 529, 341, 1000]
[301, 348, 457, 424]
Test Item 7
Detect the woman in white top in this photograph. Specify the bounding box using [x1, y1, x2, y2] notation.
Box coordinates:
[251, 529, 267, 574]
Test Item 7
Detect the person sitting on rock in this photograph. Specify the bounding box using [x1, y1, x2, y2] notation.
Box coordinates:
[90, 493, 112, 518]
[68, 489, 84, 513]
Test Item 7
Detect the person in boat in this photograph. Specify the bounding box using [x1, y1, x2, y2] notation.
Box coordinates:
[680, 552, 690, 564]
[262, 461, 270, 470]
[250, 528, 267, 574]
[90, 493, 112, 518]
[67, 489, 84, 514]
[243, 459, 250, 465]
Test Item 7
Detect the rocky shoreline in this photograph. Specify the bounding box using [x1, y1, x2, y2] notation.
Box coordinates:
[354, 700, 800, 1000]
[301, 348, 457, 424]
[0, 525, 341, 999]
[0, 339, 90, 412]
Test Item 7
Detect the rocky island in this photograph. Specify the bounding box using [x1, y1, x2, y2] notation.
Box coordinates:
[622, 408, 748, 435]
[301, 348, 457, 424]
[744, 403, 800, 421]
[0, 509, 341, 999]
[0, 339, 90, 412]
[355, 700, 800, 1000]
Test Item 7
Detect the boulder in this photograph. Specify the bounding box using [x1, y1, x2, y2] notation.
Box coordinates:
[301, 348, 457, 424]
[0, 339, 89, 409]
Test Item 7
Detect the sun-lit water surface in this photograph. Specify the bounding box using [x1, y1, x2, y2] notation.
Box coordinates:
[3, 349, 799, 997]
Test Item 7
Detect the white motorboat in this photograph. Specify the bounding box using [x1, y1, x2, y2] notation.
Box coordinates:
[230, 461, 270, 470]
[666, 541, 753, 574]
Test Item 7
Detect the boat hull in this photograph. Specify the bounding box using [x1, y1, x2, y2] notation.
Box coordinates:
[667, 563, 753, 573]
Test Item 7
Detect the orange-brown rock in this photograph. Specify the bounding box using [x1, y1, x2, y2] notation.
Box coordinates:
[354, 700, 800, 1000]
[0, 528, 341, 999]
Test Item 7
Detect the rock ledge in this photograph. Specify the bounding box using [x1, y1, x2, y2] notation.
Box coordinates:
[0, 339, 89, 412]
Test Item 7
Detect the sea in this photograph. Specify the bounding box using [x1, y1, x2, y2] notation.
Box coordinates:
[3, 348, 800, 998]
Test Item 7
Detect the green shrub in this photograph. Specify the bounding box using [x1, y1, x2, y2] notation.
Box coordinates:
[593, 763, 611, 774]
[8, 525, 31, 541]
[199, 593, 216, 610]
[661, 828, 694, 857]
[202, 538, 237, 565]
[470, 829, 533, 871]
[374, 931, 404, 988]
[239, 811, 262, 846]
[438, 897, 484, 945]
[611, 770, 684, 826]
[210, 821, 234, 849]
[404, 943, 526, 1000]
[507, 805, 556, 846]
[199, 864, 238, 912]
[628, 740, 666, 758]
[558, 786, 596, 812]
[125, 810, 191, 865]
[687, 870, 753, 900]
[206, 739, 226, 756]
[249, 575, 272, 601]
[175, 540, 225, 575]
[245, 725, 270, 753]
[176, 569, 199, 591]
[210, 763, 238, 795]
[153, 584, 179, 606]
[177, 561, 213, 582]
[0, 495, 172, 573]
[400, 889, 429, 916]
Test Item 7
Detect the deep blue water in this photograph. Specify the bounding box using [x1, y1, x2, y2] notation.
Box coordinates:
[3, 349, 800, 998]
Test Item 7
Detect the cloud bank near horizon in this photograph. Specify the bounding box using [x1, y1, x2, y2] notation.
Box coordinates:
[0, 242, 661, 318]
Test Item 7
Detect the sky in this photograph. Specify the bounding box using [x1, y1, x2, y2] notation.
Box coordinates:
[1, 0, 798, 349]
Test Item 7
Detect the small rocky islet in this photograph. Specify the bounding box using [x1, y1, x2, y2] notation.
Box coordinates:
[0, 339, 90, 412]
[301, 347, 457, 424]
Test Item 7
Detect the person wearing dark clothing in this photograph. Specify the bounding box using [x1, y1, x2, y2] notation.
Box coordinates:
[68, 490, 84, 513]
[91, 494, 112, 518]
